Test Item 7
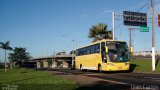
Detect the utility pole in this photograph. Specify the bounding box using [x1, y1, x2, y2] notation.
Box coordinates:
[128, 27, 138, 54]
[46, 49, 48, 61]
[151, 0, 155, 71]
[112, 12, 115, 40]
[54, 51, 56, 62]
[129, 28, 132, 54]
[72, 40, 75, 69]
[52, 52, 54, 61]
[53, 51, 56, 68]
[5, 50, 7, 72]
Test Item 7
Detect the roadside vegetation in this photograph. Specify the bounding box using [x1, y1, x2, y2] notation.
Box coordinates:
[0, 68, 77, 90]
[130, 59, 160, 73]
[8, 47, 31, 68]
[0, 41, 32, 72]
[88, 23, 112, 42]
[0, 41, 12, 72]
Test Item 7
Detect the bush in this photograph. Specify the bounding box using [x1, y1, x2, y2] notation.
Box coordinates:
[0, 63, 4, 69]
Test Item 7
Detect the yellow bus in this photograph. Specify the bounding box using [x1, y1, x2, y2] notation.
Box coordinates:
[75, 39, 130, 71]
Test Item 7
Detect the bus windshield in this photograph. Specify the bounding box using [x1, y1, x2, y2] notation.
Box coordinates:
[106, 42, 129, 62]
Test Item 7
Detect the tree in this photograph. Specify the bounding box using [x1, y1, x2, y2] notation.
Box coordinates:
[88, 23, 112, 42]
[8, 47, 31, 67]
[0, 41, 12, 72]
[105, 31, 113, 39]
[70, 50, 76, 55]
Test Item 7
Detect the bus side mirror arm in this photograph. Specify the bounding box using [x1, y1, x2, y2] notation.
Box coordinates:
[105, 47, 108, 53]
[130, 47, 133, 54]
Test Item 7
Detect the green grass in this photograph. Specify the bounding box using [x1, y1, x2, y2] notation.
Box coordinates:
[130, 59, 160, 73]
[0, 68, 77, 90]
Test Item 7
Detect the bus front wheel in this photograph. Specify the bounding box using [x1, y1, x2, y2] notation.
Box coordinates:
[98, 64, 102, 73]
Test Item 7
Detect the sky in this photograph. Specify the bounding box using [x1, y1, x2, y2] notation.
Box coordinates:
[0, 0, 160, 61]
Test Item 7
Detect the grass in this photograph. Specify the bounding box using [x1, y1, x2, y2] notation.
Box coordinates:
[0, 68, 77, 90]
[0, 59, 159, 89]
[130, 59, 160, 73]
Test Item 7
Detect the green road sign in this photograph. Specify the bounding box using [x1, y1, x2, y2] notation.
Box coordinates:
[140, 26, 149, 32]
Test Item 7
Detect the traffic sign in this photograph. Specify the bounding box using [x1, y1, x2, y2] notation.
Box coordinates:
[140, 26, 149, 32]
[158, 14, 160, 27]
[123, 11, 147, 27]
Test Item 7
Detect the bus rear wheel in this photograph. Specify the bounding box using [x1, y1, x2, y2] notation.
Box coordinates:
[98, 64, 102, 73]
[80, 64, 83, 71]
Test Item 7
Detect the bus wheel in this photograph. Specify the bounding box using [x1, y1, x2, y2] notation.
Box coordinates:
[98, 64, 102, 73]
[80, 64, 83, 71]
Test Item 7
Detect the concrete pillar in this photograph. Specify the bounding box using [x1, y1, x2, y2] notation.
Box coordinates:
[37, 61, 41, 68]
[51, 60, 57, 68]
[43, 60, 48, 68]
[62, 61, 68, 68]
[47, 60, 52, 68]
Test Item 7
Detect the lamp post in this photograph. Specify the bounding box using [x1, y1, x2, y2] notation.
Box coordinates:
[72, 40, 75, 69]
[112, 12, 115, 40]
[151, 0, 155, 71]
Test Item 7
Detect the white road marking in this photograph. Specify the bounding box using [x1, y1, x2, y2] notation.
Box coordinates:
[96, 78, 130, 85]
[151, 78, 160, 80]
[144, 77, 160, 82]
[83, 74, 129, 85]
[144, 77, 152, 79]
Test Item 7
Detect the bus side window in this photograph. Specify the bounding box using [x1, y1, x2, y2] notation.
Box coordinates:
[95, 43, 100, 53]
[101, 42, 107, 63]
[91, 45, 95, 54]
[87, 46, 91, 54]
[76, 49, 79, 56]
[79, 48, 83, 55]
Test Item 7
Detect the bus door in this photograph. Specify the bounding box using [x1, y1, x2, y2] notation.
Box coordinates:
[101, 42, 107, 63]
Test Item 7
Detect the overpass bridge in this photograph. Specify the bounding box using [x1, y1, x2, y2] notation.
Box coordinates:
[29, 54, 75, 69]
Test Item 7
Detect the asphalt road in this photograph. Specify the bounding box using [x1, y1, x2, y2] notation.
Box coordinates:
[47, 69, 160, 90]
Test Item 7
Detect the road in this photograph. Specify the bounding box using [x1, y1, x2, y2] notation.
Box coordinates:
[47, 69, 160, 90]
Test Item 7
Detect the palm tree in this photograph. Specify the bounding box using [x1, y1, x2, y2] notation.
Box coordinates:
[88, 23, 112, 42]
[105, 31, 113, 39]
[0, 41, 12, 72]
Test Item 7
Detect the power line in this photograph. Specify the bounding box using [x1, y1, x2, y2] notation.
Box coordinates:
[64, 40, 73, 52]
[76, 40, 90, 42]
[137, 1, 149, 12]
[114, 1, 149, 30]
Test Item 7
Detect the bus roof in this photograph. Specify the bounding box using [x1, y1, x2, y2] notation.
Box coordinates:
[76, 39, 126, 50]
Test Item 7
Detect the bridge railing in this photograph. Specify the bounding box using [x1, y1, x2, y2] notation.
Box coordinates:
[30, 54, 75, 61]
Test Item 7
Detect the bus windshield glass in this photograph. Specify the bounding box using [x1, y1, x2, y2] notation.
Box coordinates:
[106, 42, 129, 62]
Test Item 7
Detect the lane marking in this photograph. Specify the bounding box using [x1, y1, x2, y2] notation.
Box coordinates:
[95, 77, 130, 85]
[144, 77, 160, 82]
[83, 74, 130, 85]
[144, 77, 152, 79]
[151, 78, 160, 80]
[152, 80, 160, 82]
[54, 70, 129, 85]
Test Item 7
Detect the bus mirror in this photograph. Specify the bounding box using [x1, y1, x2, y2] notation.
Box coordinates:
[130, 47, 133, 54]
[105, 47, 108, 53]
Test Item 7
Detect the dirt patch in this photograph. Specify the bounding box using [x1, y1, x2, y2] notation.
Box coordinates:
[47, 70, 130, 90]
[50, 71, 101, 86]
